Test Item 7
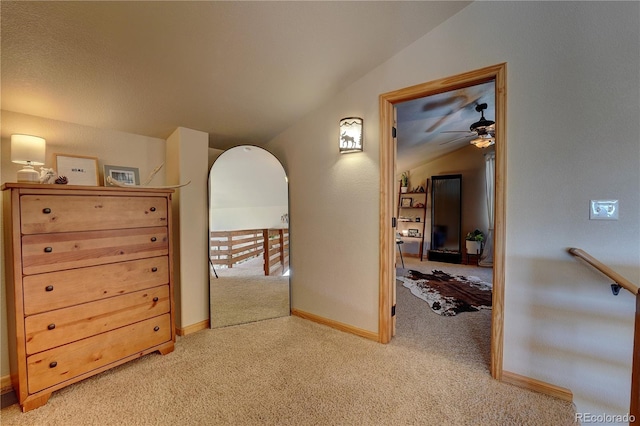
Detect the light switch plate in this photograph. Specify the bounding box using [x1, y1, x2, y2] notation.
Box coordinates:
[590, 200, 619, 220]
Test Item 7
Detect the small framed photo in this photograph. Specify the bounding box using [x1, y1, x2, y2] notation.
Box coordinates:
[401, 197, 412, 208]
[408, 229, 419, 237]
[104, 165, 140, 186]
[54, 154, 99, 186]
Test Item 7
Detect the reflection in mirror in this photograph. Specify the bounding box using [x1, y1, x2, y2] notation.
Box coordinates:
[428, 174, 462, 264]
[209, 145, 290, 328]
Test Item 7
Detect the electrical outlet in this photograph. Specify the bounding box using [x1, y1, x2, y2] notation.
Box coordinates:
[590, 200, 619, 220]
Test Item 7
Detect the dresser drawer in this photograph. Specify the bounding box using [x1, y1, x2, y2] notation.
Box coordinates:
[25, 285, 170, 355]
[22, 227, 168, 275]
[27, 313, 171, 394]
[23, 257, 169, 315]
[20, 195, 168, 234]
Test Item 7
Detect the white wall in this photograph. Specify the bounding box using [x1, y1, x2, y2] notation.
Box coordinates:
[267, 1, 639, 419]
[0, 111, 166, 379]
[166, 127, 210, 330]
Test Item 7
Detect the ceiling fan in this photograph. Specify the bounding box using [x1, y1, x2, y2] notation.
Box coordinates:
[439, 103, 495, 147]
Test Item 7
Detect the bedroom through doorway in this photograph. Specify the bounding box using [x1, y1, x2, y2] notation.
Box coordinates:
[378, 63, 506, 379]
[393, 81, 495, 366]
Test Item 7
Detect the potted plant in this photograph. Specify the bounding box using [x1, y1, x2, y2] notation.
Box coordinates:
[400, 172, 409, 193]
[465, 229, 485, 254]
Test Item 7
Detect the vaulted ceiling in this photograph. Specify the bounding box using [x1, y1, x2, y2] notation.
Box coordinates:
[1, 1, 471, 151]
[396, 80, 495, 171]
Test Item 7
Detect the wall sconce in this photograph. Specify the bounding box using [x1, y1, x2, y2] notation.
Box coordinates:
[11, 134, 46, 183]
[339, 117, 363, 153]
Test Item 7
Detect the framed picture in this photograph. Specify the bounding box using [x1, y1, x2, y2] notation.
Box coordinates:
[54, 154, 99, 186]
[104, 165, 140, 186]
[408, 229, 419, 237]
[401, 197, 412, 208]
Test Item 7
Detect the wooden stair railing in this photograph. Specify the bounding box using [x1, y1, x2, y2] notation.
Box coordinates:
[568, 248, 639, 423]
[211, 229, 289, 276]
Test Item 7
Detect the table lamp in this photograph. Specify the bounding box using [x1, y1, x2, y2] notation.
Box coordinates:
[11, 134, 46, 183]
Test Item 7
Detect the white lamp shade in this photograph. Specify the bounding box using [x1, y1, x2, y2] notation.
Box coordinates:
[11, 134, 46, 165]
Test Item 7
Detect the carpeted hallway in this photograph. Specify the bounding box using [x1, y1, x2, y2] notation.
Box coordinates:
[1, 260, 576, 425]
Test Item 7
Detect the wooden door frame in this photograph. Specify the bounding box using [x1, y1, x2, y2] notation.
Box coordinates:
[378, 63, 507, 380]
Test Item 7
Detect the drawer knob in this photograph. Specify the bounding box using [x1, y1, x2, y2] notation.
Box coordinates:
[150, 207, 156, 212]
[44, 247, 53, 253]
[49, 361, 57, 368]
[47, 324, 56, 330]
[153, 297, 159, 302]
[151, 267, 158, 272]
[42, 208, 52, 214]
[151, 237, 157, 242]
[154, 326, 160, 332]
[45, 285, 54, 292]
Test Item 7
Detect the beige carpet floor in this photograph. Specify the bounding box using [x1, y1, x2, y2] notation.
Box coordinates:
[1, 259, 576, 425]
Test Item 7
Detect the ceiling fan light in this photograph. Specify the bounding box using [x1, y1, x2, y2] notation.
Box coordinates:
[470, 136, 495, 149]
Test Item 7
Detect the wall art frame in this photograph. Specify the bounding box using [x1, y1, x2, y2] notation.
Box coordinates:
[54, 153, 99, 186]
[104, 165, 140, 186]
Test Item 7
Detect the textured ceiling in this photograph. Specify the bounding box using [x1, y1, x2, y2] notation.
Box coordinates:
[1, 1, 470, 150]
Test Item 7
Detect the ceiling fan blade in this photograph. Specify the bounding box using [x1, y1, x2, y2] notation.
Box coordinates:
[439, 134, 474, 145]
[425, 110, 454, 133]
[441, 130, 474, 134]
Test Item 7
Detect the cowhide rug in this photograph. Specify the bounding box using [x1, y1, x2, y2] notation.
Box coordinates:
[398, 269, 492, 316]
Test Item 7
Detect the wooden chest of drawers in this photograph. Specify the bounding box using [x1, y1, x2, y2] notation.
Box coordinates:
[2, 183, 175, 412]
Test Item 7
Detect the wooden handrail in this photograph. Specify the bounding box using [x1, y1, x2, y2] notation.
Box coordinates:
[570, 247, 640, 422]
[568, 248, 639, 295]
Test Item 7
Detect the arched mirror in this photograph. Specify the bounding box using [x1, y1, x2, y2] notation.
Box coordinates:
[209, 145, 290, 328]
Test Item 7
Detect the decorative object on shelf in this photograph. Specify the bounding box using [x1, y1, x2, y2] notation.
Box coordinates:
[106, 176, 191, 189]
[104, 162, 188, 189]
[465, 229, 485, 254]
[400, 197, 412, 207]
[400, 171, 409, 193]
[142, 163, 164, 185]
[339, 117, 363, 153]
[11, 134, 46, 183]
[39, 168, 57, 184]
[55, 176, 68, 184]
[54, 153, 99, 186]
[408, 229, 419, 237]
[104, 164, 140, 186]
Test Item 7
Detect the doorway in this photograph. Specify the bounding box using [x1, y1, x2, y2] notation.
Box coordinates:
[378, 63, 506, 379]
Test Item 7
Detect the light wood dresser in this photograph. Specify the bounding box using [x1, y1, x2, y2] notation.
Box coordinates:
[2, 183, 175, 412]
